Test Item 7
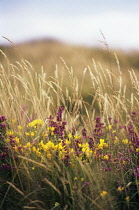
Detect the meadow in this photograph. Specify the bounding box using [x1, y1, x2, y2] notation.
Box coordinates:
[0, 40, 139, 209]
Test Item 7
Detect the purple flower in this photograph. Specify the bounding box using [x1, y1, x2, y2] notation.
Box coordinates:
[72, 126, 76, 136]
[96, 117, 101, 123]
[0, 124, 7, 129]
[88, 137, 94, 149]
[1, 163, 14, 170]
[56, 106, 64, 121]
[82, 128, 87, 139]
[134, 166, 139, 178]
[114, 119, 118, 124]
[83, 182, 90, 187]
[93, 117, 104, 140]
[0, 116, 6, 123]
[47, 115, 54, 120]
[132, 111, 137, 115]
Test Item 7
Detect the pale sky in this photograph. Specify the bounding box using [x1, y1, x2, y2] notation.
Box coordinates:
[0, 0, 139, 49]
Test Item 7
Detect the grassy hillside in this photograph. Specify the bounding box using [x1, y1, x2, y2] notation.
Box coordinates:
[1, 39, 139, 101]
[0, 40, 139, 209]
[1, 39, 139, 73]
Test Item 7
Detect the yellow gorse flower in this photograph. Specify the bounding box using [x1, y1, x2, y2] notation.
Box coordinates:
[103, 155, 109, 160]
[6, 130, 14, 135]
[114, 136, 119, 144]
[65, 139, 71, 145]
[41, 132, 48, 137]
[32, 146, 37, 152]
[125, 196, 130, 201]
[100, 191, 108, 197]
[54, 202, 60, 206]
[13, 146, 19, 152]
[123, 160, 127, 165]
[122, 139, 129, 145]
[68, 133, 72, 138]
[136, 148, 139, 152]
[112, 130, 116, 133]
[106, 125, 113, 130]
[18, 125, 22, 130]
[98, 139, 108, 149]
[27, 119, 44, 127]
[24, 142, 32, 148]
[47, 126, 55, 131]
[13, 137, 20, 144]
[39, 141, 57, 157]
[74, 135, 81, 139]
[25, 131, 36, 136]
[117, 186, 124, 192]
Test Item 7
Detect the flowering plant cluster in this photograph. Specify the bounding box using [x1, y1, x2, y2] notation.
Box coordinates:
[0, 108, 139, 209]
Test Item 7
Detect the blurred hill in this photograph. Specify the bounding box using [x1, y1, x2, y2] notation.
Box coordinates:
[0, 39, 139, 101]
[1, 39, 139, 74]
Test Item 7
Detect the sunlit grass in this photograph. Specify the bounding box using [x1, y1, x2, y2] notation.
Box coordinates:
[0, 46, 139, 209]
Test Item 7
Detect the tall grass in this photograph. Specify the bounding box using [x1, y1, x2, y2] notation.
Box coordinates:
[0, 47, 139, 209]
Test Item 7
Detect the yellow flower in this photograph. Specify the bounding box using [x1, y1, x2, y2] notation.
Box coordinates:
[112, 130, 116, 133]
[51, 127, 55, 131]
[24, 142, 31, 148]
[41, 132, 48, 137]
[32, 146, 37, 152]
[39, 140, 44, 145]
[123, 160, 127, 165]
[59, 150, 66, 159]
[100, 191, 108, 197]
[46, 141, 55, 149]
[103, 155, 109, 160]
[13, 146, 19, 152]
[106, 125, 113, 130]
[68, 133, 72, 138]
[35, 149, 41, 156]
[65, 139, 71, 145]
[6, 130, 14, 135]
[82, 143, 92, 156]
[46, 152, 52, 159]
[40, 141, 56, 153]
[100, 139, 105, 144]
[74, 177, 78, 180]
[125, 196, 130, 201]
[42, 144, 48, 152]
[122, 139, 129, 145]
[74, 135, 81, 139]
[114, 137, 119, 144]
[54, 202, 60, 206]
[47, 127, 55, 131]
[13, 137, 20, 144]
[136, 148, 139, 152]
[98, 139, 108, 149]
[27, 119, 44, 127]
[18, 125, 22, 130]
[25, 131, 36, 136]
[117, 186, 124, 192]
[56, 142, 63, 150]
